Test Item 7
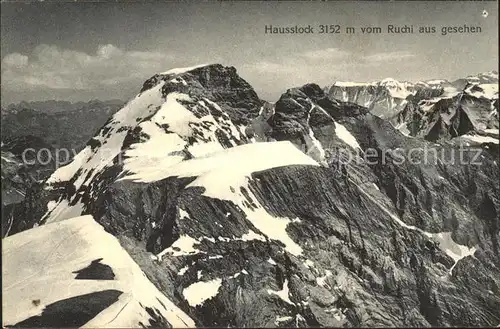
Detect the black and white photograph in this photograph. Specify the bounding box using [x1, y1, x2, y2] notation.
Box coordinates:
[1, 0, 499, 327]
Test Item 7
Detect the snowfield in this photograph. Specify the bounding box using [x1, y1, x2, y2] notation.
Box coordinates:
[123, 141, 319, 189]
[2, 215, 195, 328]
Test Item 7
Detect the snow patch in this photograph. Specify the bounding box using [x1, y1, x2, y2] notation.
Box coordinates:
[304, 259, 314, 268]
[274, 316, 293, 325]
[267, 258, 277, 265]
[178, 266, 189, 276]
[156, 235, 202, 260]
[305, 104, 327, 165]
[466, 83, 498, 99]
[153, 92, 198, 136]
[395, 122, 410, 136]
[422, 232, 477, 274]
[484, 128, 499, 135]
[182, 278, 222, 307]
[240, 229, 266, 242]
[461, 134, 499, 144]
[334, 122, 361, 150]
[121, 141, 318, 189]
[267, 279, 294, 305]
[325, 307, 346, 322]
[316, 270, 333, 287]
[179, 208, 190, 220]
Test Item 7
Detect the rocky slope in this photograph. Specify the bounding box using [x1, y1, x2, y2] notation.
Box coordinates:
[3, 64, 499, 328]
[1, 147, 50, 237]
[1, 149, 25, 206]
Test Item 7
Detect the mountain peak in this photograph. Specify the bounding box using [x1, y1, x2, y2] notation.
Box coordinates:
[138, 64, 261, 114]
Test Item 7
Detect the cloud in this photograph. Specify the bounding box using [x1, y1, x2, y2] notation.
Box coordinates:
[243, 48, 415, 81]
[362, 51, 415, 63]
[243, 48, 354, 74]
[243, 60, 303, 74]
[299, 48, 351, 60]
[240, 53, 358, 100]
[1, 44, 418, 104]
[239, 48, 418, 101]
[2, 53, 29, 68]
[1, 44, 175, 92]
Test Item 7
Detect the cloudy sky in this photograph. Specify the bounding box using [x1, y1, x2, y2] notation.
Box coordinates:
[1, 1, 498, 105]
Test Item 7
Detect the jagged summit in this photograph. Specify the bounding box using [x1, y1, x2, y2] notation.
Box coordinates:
[142, 64, 241, 91]
[139, 64, 262, 116]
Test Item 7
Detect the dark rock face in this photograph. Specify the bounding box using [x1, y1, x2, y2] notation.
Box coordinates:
[3, 65, 499, 327]
[1, 182, 50, 237]
[139, 306, 174, 328]
[86, 152, 499, 327]
[73, 258, 116, 280]
[1, 149, 51, 237]
[8, 290, 123, 327]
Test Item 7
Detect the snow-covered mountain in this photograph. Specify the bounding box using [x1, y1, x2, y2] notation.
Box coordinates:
[326, 72, 499, 143]
[3, 65, 500, 327]
[326, 78, 418, 119]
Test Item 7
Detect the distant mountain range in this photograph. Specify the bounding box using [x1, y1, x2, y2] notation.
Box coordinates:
[1, 99, 125, 167]
[326, 71, 498, 143]
[1, 100, 125, 236]
[2, 99, 125, 114]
